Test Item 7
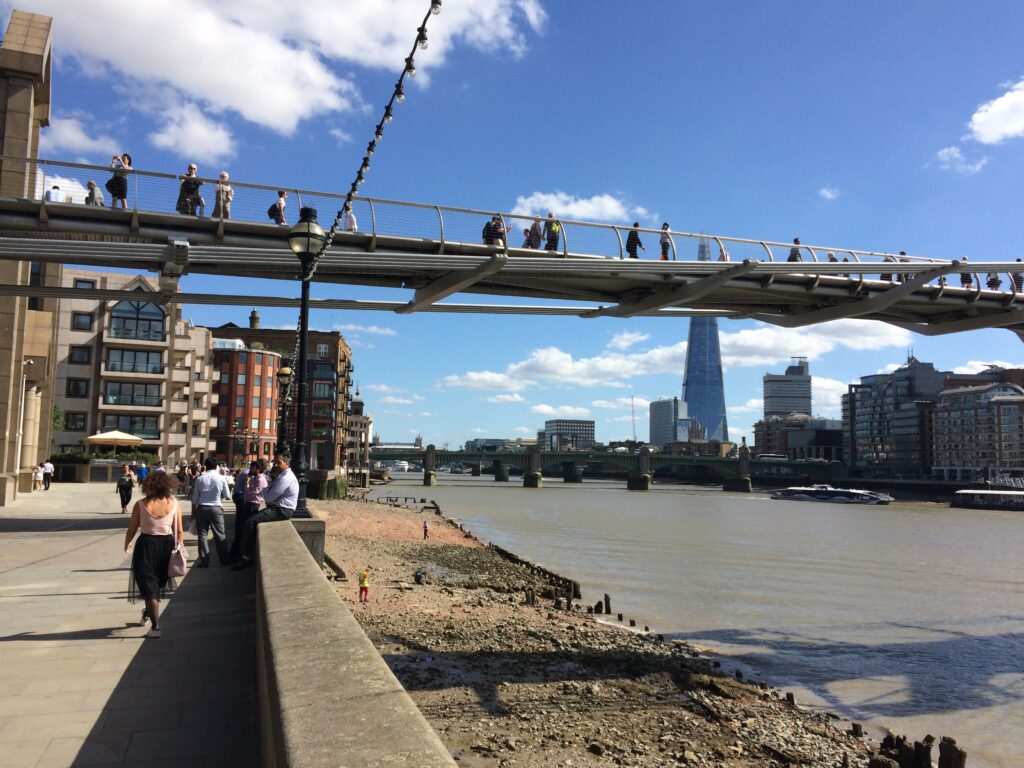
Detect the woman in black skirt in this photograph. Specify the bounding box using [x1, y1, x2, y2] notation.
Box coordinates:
[124, 471, 182, 639]
[105, 153, 131, 209]
[115, 463, 135, 514]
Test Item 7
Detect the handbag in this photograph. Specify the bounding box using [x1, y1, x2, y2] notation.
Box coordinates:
[168, 541, 187, 577]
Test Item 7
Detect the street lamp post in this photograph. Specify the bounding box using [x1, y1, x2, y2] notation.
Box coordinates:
[288, 208, 327, 519]
[276, 358, 293, 456]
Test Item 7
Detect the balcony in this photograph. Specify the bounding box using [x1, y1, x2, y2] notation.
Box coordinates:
[192, 379, 210, 394]
[191, 408, 209, 422]
[99, 394, 163, 410]
[210, 392, 220, 405]
[166, 432, 186, 447]
[169, 399, 188, 415]
[101, 361, 164, 378]
[171, 367, 190, 386]
[102, 326, 166, 346]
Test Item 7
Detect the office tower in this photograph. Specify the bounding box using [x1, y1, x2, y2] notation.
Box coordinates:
[543, 419, 595, 451]
[682, 239, 729, 442]
[649, 397, 697, 448]
[763, 357, 812, 418]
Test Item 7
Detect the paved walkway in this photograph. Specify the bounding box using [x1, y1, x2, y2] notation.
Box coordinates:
[0, 482, 257, 767]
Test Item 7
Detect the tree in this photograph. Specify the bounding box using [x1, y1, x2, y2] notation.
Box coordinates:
[52, 406, 64, 432]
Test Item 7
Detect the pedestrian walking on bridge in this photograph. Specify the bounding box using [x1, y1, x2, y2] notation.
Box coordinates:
[626, 222, 645, 259]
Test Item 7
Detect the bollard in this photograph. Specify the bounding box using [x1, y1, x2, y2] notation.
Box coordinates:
[851, 723, 864, 737]
[594, 600, 603, 614]
[629, 619, 636, 627]
[603, 593, 611, 614]
[617, 613, 623, 621]
[644, 625, 649, 632]
[785, 692, 795, 706]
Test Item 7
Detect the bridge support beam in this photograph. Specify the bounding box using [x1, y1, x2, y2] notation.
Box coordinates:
[493, 461, 509, 482]
[423, 470, 437, 487]
[523, 471, 542, 488]
[627, 472, 651, 491]
[562, 462, 583, 483]
[722, 475, 751, 493]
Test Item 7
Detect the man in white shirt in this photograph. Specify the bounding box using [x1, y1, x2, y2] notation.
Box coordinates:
[43, 460, 54, 490]
[191, 457, 231, 567]
[342, 205, 357, 232]
[232, 451, 298, 570]
[43, 185, 61, 202]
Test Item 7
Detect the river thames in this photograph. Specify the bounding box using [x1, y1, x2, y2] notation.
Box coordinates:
[373, 475, 1024, 768]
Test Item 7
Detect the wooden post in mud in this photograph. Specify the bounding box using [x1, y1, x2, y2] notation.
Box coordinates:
[937, 737, 967, 768]
[603, 593, 611, 614]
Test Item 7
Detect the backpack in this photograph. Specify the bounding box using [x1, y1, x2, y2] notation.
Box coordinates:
[549, 221, 561, 235]
[267, 202, 279, 220]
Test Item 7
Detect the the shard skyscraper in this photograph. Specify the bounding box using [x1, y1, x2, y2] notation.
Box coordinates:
[682, 238, 729, 442]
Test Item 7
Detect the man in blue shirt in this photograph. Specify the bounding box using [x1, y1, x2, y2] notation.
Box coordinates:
[232, 452, 299, 570]
[190, 458, 231, 567]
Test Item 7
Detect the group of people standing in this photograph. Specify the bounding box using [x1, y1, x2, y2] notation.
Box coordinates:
[121, 451, 300, 637]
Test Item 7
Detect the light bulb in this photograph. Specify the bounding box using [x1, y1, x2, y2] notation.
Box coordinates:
[417, 27, 428, 49]
[431, 1, 441, 14]
[405, 57, 415, 77]
[374, 126, 384, 141]
[396, 83, 405, 102]
[384, 106, 393, 123]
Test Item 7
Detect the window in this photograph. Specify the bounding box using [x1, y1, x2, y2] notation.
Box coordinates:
[237, 373, 246, 385]
[233, 418, 244, 430]
[109, 300, 165, 341]
[73, 278, 96, 290]
[66, 379, 89, 397]
[263, 442, 271, 454]
[265, 397, 273, 409]
[252, 396, 260, 409]
[100, 414, 159, 438]
[254, 353, 263, 365]
[236, 395, 244, 407]
[251, 418, 259, 430]
[64, 412, 87, 431]
[104, 382, 160, 406]
[105, 349, 162, 374]
[312, 382, 333, 399]
[316, 343, 329, 358]
[28, 262, 42, 310]
[220, 371, 229, 384]
[254, 375, 261, 387]
[69, 346, 91, 364]
[238, 352, 248, 364]
[265, 419, 272, 431]
[218, 417, 226, 428]
[192, 424, 201, 437]
[72, 312, 93, 331]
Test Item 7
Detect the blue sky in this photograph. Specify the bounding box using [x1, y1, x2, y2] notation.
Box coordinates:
[11, 0, 1024, 447]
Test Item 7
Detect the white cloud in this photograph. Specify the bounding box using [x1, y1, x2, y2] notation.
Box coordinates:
[412, 394, 425, 401]
[149, 101, 234, 164]
[419, 411, 433, 417]
[875, 363, 902, 374]
[935, 145, 987, 175]
[608, 415, 638, 423]
[812, 377, 850, 416]
[487, 393, 526, 403]
[818, 186, 840, 201]
[727, 398, 762, 415]
[380, 396, 413, 404]
[513, 426, 532, 434]
[530, 404, 591, 417]
[969, 78, 1024, 144]
[335, 323, 398, 337]
[607, 331, 649, 351]
[511, 190, 654, 223]
[22, 0, 544, 158]
[38, 115, 119, 157]
[442, 320, 910, 393]
[592, 397, 650, 409]
[365, 384, 404, 393]
[952, 359, 1022, 374]
[329, 127, 353, 145]
[470, 428, 486, 434]
[35, 174, 90, 204]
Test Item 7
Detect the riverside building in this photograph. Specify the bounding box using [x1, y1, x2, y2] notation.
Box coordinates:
[932, 382, 1024, 482]
[543, 419, 595, 451]
[209, 339, 281, 467]
[648, 397, 697, 448]
[345, 390, 373, 487]
[841, 356, 947, 478]
[50, 269, 217, 464]
[763, 357, 811, 419]
[213, 311, 352, 473]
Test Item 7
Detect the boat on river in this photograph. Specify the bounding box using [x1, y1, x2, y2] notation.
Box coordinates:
[771, 484, 893, 504]
[951, 488, 1024, 511]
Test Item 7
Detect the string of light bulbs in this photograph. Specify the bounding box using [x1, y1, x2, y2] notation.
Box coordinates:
[281, 0, 441, 410]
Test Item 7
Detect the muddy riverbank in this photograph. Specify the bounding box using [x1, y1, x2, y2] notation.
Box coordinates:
[315, 498, 876, 767]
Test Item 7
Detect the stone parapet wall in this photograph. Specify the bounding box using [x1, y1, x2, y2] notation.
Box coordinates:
[256, 520, 457, 768]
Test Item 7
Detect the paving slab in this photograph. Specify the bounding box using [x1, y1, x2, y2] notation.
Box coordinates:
[0, 483, 257, 767]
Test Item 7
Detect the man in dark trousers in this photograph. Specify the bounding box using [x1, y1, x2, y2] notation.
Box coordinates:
[232, 452, 299, 570]
[626, 222, 645, 259]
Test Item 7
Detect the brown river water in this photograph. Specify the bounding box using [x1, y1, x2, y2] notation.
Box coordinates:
[373, 475, 1024, 768]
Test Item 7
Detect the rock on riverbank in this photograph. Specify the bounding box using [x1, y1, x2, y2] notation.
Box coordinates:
[316, 499, 872, 767]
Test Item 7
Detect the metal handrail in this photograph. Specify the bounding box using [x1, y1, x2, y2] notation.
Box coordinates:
[9, 154, 998, 269]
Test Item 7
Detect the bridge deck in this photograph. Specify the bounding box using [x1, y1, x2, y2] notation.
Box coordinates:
[1, 157, 1021, 337]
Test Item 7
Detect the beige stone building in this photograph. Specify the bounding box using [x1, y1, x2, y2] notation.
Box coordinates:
[345, 391, 373, 487]
[51, 269, 218, 464]
[0, 11, 55, 504]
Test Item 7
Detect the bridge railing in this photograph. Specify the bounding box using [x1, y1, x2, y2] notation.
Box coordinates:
[8, 155, 1013, 290]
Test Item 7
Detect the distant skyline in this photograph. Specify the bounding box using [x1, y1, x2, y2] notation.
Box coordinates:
[10, 0, 1024, 446]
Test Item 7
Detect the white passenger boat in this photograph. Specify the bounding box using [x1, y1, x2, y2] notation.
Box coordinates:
[951, 489, 1024, 511]
[771, 484, 893, 504]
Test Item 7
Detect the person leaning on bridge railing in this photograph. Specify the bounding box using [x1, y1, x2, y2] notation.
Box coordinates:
[85, 179, 105, 206]
[175, 163, 205, 217]
[212, 171, 233, 220]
